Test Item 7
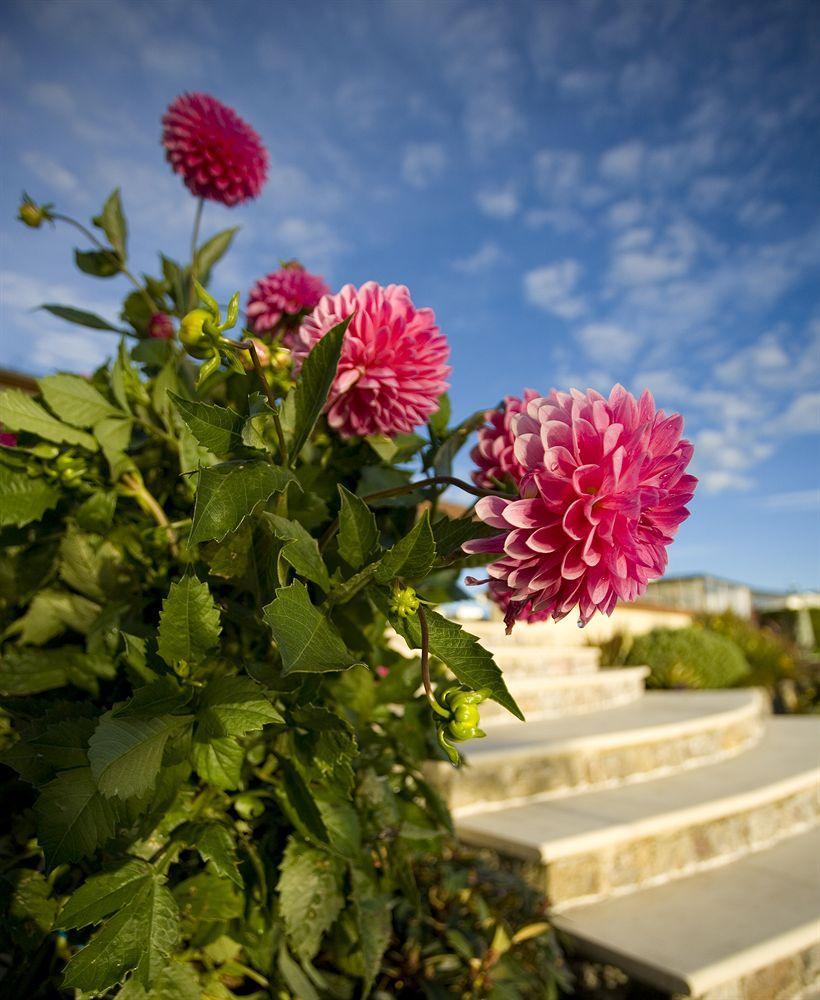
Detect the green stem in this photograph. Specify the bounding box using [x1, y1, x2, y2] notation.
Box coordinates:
[236, 338, 289, 466]
[187, 197, 205, 311]
[121, 472, 179, 555]
[418, 604, 448, 718]
[52, 213, 158, 315]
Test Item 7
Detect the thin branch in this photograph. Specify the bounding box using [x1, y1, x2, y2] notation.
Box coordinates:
[121, 473, 179, 556]
[236, 338, 289, 466]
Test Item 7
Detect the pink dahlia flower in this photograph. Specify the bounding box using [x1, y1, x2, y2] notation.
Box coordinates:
[291, 282, 451, 439]
[472, 389, 541, 490]
[246, 265, 330, 335]
[162, 93, 268, 206]
[464, 386, 696, 630]
[488, 580, 551, 624]
[148, 313, 174, 339]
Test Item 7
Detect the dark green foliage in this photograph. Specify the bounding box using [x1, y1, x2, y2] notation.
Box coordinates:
[622, 626, 750, 689]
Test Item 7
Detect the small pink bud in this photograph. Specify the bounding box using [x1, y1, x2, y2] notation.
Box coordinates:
[0, 429, 17, 448]
[375, 665, 390, 679]
[148, 313, 174, 339]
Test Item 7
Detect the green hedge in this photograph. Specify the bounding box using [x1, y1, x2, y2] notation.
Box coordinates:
[624, 627, 750, 690]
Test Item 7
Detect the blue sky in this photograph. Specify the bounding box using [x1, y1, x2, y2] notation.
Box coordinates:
[1, 0, 818, 591]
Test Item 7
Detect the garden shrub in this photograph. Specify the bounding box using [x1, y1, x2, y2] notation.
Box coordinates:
[698, 612, 798, 689]
[623, 627, 750, 690]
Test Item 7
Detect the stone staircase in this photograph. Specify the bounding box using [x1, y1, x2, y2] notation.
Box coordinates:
[445, 622, 820, 999]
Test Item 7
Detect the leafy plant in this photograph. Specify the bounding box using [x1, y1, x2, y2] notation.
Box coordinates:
[616, 627, 750, 690]
[0, 176, 555, 998]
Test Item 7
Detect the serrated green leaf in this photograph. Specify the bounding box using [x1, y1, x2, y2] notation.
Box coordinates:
[62, 869, 178, 993]
[191, 735, 244, 790]
[7, 869, 57, 946]
[59, 529, 115, 601]
[94, 415, 134, 478]
[38, 374, 120, 428]
[278, 837, 345, 962]
[432, 514, 499, 563]
[0, 646, 113, 696]
[157, 576, 221, 669]
[337, 484, 379, 570]
[191, 822, 243, 887]
[35, 767, 118, 867]
[14, 588, 99, 645]
[189, 460, 296, 544]
[194, 227, 238, 284]
[375, 510, 435, 583]
[89, 713, 193, 799]
[114, 961, 201, 1000]
[113, 678, 191, 719]
[350, 865, 392, 996]
[41, 304, 121, 332]
[389, 606, 523, 720]
[76, 490, 118, 532]
[263, 581, 358, 675]
[0, 389, 98, 450]
[265, 513, 331, 590]
[432, 409, 485, 477]
[111, 339, 140, 413]
[196, 676, 283, 737]
[173, 871, 242, 925]
[93, 188, 128, 259]
[280, 316, 351, 459]
[60, 859, 152, 928]
[0, 465, 59, 527]
[275, 756, 329, 844]
[168, 391, 243, 455]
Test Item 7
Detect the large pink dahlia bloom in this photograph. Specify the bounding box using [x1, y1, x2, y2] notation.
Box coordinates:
[246, 265, 330, 335]
[464, 386, 696, 630]
[162, 93, 268, 206]
[472, 389, 541, 490]
[291, 282, 451, 438]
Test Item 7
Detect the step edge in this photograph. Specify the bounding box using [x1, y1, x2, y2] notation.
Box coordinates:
[502, 666, 648, 690]
[466, 690, 766, 763]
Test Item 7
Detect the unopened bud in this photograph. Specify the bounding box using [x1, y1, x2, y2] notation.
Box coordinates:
[241, 338, 270, 371]
[179, 309, 213, 358]
[148, 313, 174, 340]
[18, 200, 46, 228]
[389, 585, 420, 618]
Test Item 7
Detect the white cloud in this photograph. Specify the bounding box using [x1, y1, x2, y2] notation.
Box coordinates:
[523, 260, 585, 318]
[759, 489, 820, 513]
[29, 81, 76, 115]
[533, 150, 584, 197]
[401, 142, 447, 189]
[606, 199, 645, 229]
[558, 69, 609, 98]
[772, 393, 820, 435]
[619, 56, 677, 104]
[576, 322, 640, 363]
[699, 470, 754, 493]
[476, 184, 518, 219]
[599, 140, 645, 182]
[452, 241, 504, 274]
[609, 220, 701, 286]
[524, 207, 587, 234]
[273, 218, 345, 269]
[21, 151, 78, 194]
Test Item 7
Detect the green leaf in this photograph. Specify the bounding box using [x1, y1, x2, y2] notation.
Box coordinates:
[94, 416, 134, 478]
[265, 513, 331, 590]
[428, 392, 451, 439]
[375, 510, 435, 583]
[194, 227, 238, 284]
[93, 188, 128, 259]
[0, 646, 113, 696]
[278, 944, 320, 1000]
[0, 389, 98, 450]
[274, 756, 329, 844]
[432, 409, 485, 478]
[111, 339, 141, 413]
[168, 391, 243, 455]
[75, 247, 120, 277]
[62, 867, 178, 993]
[191, 735, 244, 790]
[281, 316, 351, 459]
[432, 513, 498, 563]
[189, 460, 296, 545]
[35, 767, 118, 867]
[337, 484, 379, 570]
[263, 581, 359, 675]
[350, 865, 392, 996]
[88, 713, 193, 799]
[196, 676, 283, 737]
[76, 490, 118, 532]
[389, 607, 523, 720]
[173, 871, 242, 925]
[41, 304, 121, 332]
[113, 678, 191, 719]
[192, 822, 243, 886]
[14, 588, 99, 645]
[278, 837, 345, 962]
[38, 374, 119, 428]
[0, 465, 59, 527]
[157, 576, 221, 669]
[60, 858, 152, 928]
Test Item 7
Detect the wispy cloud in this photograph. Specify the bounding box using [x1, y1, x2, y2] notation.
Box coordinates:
[476, 184, 518, 219]
[523, 261, 585, 318]
[452, 241, 504, 274]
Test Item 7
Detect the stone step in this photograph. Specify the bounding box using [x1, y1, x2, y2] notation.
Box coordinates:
[456, 717, 820, 907]
[552, 827, 820, 998]
[437, 689, 766, 812]
[490, 644, 601, 677]
[480, 667, 648, 724]
[465, 619, 595, 648]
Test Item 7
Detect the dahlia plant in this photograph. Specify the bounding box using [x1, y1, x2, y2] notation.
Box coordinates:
[0, 94, 694, 999]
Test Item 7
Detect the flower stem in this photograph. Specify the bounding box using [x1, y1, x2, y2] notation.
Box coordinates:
[51, 213, 158, 315]
[418, 604, 448, 718]
[121, 472, 179, 555]
[187, 197, 205, 311]
[236, 338, 288, 466]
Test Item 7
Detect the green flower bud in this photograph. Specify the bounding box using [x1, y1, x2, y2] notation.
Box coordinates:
[233, 794, 265, 820]
[179, 308, 213, 358]
[19, 201, 45, 228]
[389, 585, 420, 618]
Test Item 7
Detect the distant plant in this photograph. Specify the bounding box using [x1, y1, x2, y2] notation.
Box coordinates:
[699, 612, 798, 688]
[618, 627, 750, 690]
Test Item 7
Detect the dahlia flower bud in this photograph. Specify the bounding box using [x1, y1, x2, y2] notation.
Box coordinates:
[246, 264, 330, 335]
[435, 686, 490, 766]
[162, 93, 268, 206]
[291, 282, 450, 439]
[18, 195, 51, 229]
[148, 313, 174, 340]
[464, 386, 697, 631]
[389, 584, 420, 618]
[179, 308, 213, 357]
